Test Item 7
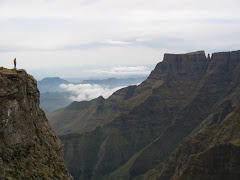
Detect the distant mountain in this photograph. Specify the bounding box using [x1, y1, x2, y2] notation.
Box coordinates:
[37, 77, 70, 93]
[40, 91, 72, 112]
[51, 50, 240, 180]
[41, 77, 146, 112]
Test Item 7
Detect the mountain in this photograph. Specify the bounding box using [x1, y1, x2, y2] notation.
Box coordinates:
[51, 50, 240, 180]
[38, 77, 71, 112]
[47, 77, 148, 133]
[47, 84, 142, 134]
[39, 77, 146, 112]
[0, 68, 72, 179]
[40, 91, 72, 112]
[134, 51, 240, 180]
[37, 77, 69, 93]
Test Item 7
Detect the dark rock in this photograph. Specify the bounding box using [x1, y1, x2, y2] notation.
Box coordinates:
[149, 51, 208, 80]
[0, 69, 72, 179]
[0, 157, 3, 180]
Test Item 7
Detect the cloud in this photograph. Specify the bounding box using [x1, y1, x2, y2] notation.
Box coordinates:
[0, 46, 164, 72]
[1, 0, 240, 20]
[90, 66, 151, 77]
[1, 0, 240, 73]
[102, 39, 132, 45]
[60, 83, 125, 101]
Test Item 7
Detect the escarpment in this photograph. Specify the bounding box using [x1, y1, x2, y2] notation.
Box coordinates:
[52, 50, 240, 180]
[149, 51, 208, 79]
[0, 68, 72, 179]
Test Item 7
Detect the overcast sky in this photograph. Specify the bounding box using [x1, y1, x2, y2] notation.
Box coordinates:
[0, 0, 240, 79]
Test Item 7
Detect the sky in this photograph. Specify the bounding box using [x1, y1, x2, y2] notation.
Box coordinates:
[0, 0, 240, 79]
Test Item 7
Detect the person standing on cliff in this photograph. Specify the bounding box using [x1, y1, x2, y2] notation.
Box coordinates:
[13, 58, 16, 69]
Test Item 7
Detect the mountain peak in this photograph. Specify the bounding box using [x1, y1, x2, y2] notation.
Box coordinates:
[149, 50, 208, 80]
[164, 50, 205, 56]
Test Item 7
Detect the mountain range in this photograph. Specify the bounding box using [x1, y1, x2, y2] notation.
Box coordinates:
[49, 50, 240, 180]
[39, 77, 147, 112]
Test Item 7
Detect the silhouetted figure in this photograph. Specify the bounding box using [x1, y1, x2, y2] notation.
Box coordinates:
[208, 53, 211, 60]
[13, 58, 16, 69]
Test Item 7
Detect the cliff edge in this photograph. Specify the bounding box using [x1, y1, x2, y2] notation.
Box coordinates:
[0, 68, 72, 179]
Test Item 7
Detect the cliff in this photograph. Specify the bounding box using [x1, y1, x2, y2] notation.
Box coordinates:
[137, 103, 240, 180]
[135, 50, 240, 180]
[0, 68, 72, 179]
[125, 50, 240, 178]
[53, 50, 240, 180]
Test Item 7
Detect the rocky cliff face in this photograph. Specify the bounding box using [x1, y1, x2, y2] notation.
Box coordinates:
[149, 51, 208, 79]
[134, 50, 240, 180]
[54, 50, 240, 180]
[138, 103, 240, 180]
[0, 68, 72, 179]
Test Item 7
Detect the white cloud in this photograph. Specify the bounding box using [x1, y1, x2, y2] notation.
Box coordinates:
[102, 39, 132, 45]
[91, 66, 151, 77]
[60, 83, 124, 101]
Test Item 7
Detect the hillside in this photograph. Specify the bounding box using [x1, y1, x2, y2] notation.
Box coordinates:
[0, 68, 72, 179]
[53, 50, 240, 180]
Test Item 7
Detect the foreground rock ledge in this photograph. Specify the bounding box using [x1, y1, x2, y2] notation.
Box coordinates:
[0, 68, 72, 179]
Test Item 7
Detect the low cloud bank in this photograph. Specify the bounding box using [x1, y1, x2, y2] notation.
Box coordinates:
[60, 83, 125, 101]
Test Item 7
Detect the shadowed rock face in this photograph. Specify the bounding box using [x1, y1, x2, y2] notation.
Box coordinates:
[128, 50, 240, 178]
[55, 50, 240, 180]
[149, 51, 208, 79]
[0, 68, 72, 179]
[139, 103, 240, 180]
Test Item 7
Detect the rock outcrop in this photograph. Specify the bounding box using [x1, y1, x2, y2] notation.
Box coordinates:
[0, 68, 72, 179]
[149, 51, 208, 79]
